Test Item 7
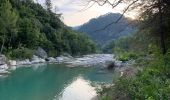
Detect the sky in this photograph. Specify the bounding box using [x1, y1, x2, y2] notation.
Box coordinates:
[36, 0, 137, 27]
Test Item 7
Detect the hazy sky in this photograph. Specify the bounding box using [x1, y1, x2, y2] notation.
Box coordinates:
[36, 0, 136, 27]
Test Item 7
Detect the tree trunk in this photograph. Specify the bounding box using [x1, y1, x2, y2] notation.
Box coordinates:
[0, 34, 5, 54]
[158, 0, 166, 55]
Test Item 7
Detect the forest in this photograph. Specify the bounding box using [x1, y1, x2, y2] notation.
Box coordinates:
[0, 0, 96, 59]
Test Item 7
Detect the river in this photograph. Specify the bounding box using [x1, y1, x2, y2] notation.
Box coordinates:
[0, 64, 114, 100]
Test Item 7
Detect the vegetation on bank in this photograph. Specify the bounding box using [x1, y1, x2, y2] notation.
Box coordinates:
[0, 0, 96, 59]
[99, 0, 170, 99]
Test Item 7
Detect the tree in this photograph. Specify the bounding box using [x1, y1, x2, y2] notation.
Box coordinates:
[0, 0, 18, 53]
[45, 0, 52, 12]
[84, 0, 170, 54]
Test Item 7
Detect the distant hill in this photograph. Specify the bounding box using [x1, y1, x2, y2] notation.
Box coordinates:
[76, 13, 137, 47]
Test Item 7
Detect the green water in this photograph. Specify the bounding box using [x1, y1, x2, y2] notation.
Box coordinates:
[0, 64, 113, 100]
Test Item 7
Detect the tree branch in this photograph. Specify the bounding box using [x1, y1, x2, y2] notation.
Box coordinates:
[94, 0, 139, 32]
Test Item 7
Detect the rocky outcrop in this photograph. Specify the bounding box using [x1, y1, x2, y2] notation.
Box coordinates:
[34, 47, 47, 59]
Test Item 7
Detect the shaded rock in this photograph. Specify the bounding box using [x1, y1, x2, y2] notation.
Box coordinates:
[34, 47, 47, 59]
[62, 53, 73, 58]
[107, 62, 115, 70]
[0, 54, 7, 65]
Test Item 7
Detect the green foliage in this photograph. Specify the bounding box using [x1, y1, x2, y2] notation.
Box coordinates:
[118, 52, 138, 62]
[8, 48, 34, 59]
[0, 0, 96, 58]
[100, 48, 170, 100]
[0, 0, 18, 53]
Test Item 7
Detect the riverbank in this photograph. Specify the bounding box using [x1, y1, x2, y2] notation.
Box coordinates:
[0, 54, 125, 77]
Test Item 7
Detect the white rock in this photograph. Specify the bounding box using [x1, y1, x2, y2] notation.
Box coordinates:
[65, 54, 115, 67]
[9, 60, 17, 66]
[0, 54, 7, 65]
[17, 59, 32, 65]
[114, 61, 123, 67]
[56, 56, 72, 63]
[0, 64, 8, 70]
[47, 57, 57, 63]
[31, 55, 45, 64]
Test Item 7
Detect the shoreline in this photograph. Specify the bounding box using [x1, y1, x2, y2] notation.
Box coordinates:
[0, 54, 122, 76]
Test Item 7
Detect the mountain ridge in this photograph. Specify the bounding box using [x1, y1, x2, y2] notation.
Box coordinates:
[75, 13, 137, 47]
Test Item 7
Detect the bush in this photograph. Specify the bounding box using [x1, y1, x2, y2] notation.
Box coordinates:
[118, 52, 138, 62]
[100, 51, 170, 100]
[9, 48, 34, 59]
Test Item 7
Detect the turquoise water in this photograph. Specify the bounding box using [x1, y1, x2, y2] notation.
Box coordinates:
[0, 64, 113, 100]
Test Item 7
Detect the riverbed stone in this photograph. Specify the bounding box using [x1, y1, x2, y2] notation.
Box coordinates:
[47, 57, 57, 63]
[9, 60, 17, 66]
[31, 55, 46, 64]
[17, 59, 32, 65]
[0, 54, 7, 65]
[0, 64, 8, 70]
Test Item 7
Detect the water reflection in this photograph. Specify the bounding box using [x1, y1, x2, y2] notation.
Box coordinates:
[0, 64, 112, 100]
[56, 76, 97, 100]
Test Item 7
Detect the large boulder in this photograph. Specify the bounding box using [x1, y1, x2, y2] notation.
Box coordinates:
[0, 54, 7, 65]
[34, 47, 47, 59]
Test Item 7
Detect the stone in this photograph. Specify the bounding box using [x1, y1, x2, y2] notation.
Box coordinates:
[107, 62, 115, 70]
[31, 55, 46, 64]
[47, 57, 57, 63]
[34, 47, 48, 59]
[0, 54, 7, 65]
[114, 61, 123, 67]
[9, 60, 17, 66]
[0, 64, 8, 70]
[17, 59, 32, 65]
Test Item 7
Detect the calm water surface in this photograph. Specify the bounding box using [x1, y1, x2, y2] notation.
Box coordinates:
[0, 64, 113, 100]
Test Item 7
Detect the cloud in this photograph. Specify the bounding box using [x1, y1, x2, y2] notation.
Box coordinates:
[36, 0, 134, 26]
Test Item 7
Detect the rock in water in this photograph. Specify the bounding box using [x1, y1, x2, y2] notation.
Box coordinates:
[0, 54, 7, 65]
[35, 47, 47, 59]
[107, 62, 115, 70]
[0, 64, 8, 70]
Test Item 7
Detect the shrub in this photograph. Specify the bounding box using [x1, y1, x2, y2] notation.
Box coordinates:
[9, 48, 34, 59]
[118, 52, 138, 62]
